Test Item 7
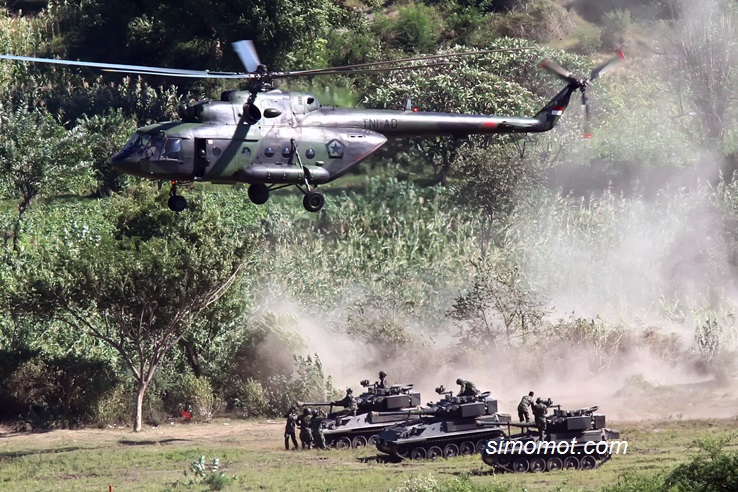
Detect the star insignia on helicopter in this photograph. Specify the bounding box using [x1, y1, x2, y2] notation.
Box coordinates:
[326, 139, 346, 159]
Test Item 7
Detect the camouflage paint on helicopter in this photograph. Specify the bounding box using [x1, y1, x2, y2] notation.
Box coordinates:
[0, 42, 624, 212]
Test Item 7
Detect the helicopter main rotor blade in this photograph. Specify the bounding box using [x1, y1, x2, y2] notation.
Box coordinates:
[0, 53, 210, 76]
[581, 90, 591, 138]
[540, 58, 576, 83]
[285, 46, 535, 76]
[590, 50, 625, 81]
[270, 61, 456, 79]
[101, 68, 251, 78]
[232, 40, 261, 73]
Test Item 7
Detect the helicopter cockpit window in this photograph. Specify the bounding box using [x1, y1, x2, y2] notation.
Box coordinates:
[123, 133, 152, 152]
[162, 138, 182, 160]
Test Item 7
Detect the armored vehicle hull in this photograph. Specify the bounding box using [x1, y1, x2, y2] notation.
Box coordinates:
[304, 383, 422, 450]
[322, 411, 419, 449]
[375, 391, 511, 460]
[480, 405, 621, 472]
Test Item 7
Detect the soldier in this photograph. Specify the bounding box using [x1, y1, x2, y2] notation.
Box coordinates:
[283, 406, 299, 450]
[517, 391, 535, 423]
[298, 407, 314, 449]
[532, 397, 548, 440]
[331, 388, 358, 416]
[376, 371, 388, 389]
[456, 378, 479, 397]
[310, 408, 327, 450]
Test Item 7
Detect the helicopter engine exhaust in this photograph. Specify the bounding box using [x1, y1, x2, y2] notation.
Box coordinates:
[237, 164, 331, 184]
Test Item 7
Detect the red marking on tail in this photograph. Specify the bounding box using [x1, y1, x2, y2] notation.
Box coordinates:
[616, 50, 625, 60]
[483, 121, 498, 128]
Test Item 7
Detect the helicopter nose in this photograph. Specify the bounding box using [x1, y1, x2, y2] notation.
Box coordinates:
[111, 149, 142, 175]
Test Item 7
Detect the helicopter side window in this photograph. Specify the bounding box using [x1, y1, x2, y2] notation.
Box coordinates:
[162, 138, 182, 160]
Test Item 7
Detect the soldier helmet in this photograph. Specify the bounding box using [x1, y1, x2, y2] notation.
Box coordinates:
[347, 388, 353, 394]
[536, 397, 542, 403]
[303, 407, 311, 415]
[456, 378, 463, 385]
[379, 371, 387, 378]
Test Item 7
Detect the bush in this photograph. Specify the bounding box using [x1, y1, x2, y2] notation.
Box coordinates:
[232, 378, 270, 417]
[575, 24, 603, 54]
[92, 383, 131, 427]
[664, 437, 738, 492]
[3, 354, 119, 429]
[168, 373, 219, 422]
[491, 0, 576, 43]
[601, 9, 631, 51]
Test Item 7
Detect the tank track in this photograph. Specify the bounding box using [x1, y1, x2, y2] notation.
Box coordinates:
[380, 430, 506, 460]
[482, 448, 612, 472]
[324, 429, 381, 450]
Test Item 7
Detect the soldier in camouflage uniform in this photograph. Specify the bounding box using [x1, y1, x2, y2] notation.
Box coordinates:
[517, 391, 534, 423]
[376, 371, 388, 389]
[456, 378, 479, 397]
[310, 409, 327, 450]
[298, 407, 314, 449]
[283, 406, 299, 450]
[331, 388, 358, 417]
[532, 397, 548, 439]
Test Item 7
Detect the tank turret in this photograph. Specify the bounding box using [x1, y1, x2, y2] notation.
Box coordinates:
[299, 379, 422, 450]
[374, 385, 511, 460]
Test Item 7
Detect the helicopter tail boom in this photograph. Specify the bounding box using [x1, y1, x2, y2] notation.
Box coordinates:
[530, 83, 578, 132]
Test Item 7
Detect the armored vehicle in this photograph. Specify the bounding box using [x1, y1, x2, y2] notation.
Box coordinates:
[375, 386, 511, 460]
[301, 381, 421, 449]
[480, 403, 620, 472]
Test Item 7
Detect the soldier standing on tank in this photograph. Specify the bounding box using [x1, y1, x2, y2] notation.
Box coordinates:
[456, 378, 479, 397]
[376, 371, 388, 389]
[310, 409, 327, 449]
[532, 397, 548, 440]
[283, 406, 299, 450]
[517, 391, 534, 423]
[331, 388, 358, 416]
[298, 407, 314, 449]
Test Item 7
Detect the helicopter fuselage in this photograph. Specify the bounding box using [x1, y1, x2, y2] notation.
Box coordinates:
[111, 88, 550, 187]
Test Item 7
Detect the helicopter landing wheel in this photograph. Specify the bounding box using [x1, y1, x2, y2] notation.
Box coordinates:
[303, 190, 324, 212]
[248, 183, 270, 204]
[167, 195, 187, 212]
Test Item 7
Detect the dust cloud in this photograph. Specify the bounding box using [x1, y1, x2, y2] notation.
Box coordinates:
[242, 0, 738, 422]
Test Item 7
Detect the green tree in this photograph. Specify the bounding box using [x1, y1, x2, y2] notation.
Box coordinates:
[0, 101, 92, 253]
[8, 187, 261, 431]
[447, 256, 547, 347]
[663, 0, 738, 146]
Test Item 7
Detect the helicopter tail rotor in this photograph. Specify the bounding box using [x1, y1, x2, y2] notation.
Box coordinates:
[540, 50, 624, 138]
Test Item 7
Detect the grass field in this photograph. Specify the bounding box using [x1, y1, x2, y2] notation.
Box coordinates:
[1, 416, 737, 492]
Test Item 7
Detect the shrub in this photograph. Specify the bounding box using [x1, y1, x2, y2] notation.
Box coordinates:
[232, 378, 270, 417]
[601, 9, 631, 51]
[92, 382, 131, 427]
[575, 24, 603, 54]
[664, 437, 738, 492]
[169, 373, 219, 422]
[4, 355, 119, 429]
[491, 0, 576, 43]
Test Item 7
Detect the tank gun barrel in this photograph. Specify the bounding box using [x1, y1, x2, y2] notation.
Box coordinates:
[297, 402, 335, 407]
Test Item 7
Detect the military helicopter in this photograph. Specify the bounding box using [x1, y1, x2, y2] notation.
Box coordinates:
[0, 41, 623, 212]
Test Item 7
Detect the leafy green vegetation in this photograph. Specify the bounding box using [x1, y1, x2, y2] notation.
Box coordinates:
[0, 3, 738, 491]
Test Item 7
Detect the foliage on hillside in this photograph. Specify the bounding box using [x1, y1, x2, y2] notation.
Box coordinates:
[0, 0, 737, 438]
